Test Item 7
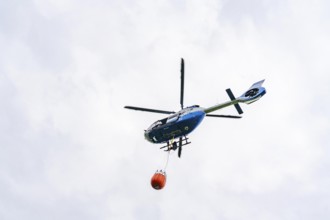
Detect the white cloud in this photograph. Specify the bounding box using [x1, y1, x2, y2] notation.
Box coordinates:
[1, 0, 330, 219]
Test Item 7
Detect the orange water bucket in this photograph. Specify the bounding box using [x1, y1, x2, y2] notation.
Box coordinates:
[151, 170, 166, 190]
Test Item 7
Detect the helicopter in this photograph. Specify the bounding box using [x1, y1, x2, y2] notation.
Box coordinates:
[125, 58, 266, 158]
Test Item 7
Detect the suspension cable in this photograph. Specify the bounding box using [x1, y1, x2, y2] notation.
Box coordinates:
[163, 137, 174, 171]
[163, 150, 170, 171]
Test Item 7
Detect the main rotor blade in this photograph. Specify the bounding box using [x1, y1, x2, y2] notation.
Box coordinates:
[178, 137, 182, 158]
[178, 137, 183, 158]
[206, 114, 242, 119]
[180, 58, 185, 109]
[124, 106, 175, 114]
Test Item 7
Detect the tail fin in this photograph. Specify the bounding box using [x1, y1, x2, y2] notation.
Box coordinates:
[237, 79, 266, 104]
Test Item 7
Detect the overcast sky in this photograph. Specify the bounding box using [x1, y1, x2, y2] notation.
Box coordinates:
[1, 0, 330, 219]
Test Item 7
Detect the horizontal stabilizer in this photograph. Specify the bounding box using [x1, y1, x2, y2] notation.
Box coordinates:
[206, 114, 242, 119]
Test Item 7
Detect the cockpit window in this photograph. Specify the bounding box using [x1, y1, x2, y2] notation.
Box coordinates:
[166, 114, 179, 123]
[148, 113, 181, 130]
[148, 117, 168, 130]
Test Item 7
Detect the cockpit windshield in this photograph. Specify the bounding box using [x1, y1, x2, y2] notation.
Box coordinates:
[148, 113, 180, 130]
[148, 117, 167, 130]
[166, 113, 179, 123]
[189, 105, 200, 108]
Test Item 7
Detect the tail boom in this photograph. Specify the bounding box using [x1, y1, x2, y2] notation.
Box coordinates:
[203, 80, 266, 114]
[203, 99, 240, 114]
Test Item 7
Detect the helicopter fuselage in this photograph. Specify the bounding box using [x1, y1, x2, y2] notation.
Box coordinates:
[144, 106, 205, 143]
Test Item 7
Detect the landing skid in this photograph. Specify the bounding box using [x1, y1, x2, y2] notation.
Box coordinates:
[160, 136, 191, 152]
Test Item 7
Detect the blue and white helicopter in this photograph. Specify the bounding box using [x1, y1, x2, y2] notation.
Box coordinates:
[125, 58, 266, 158]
